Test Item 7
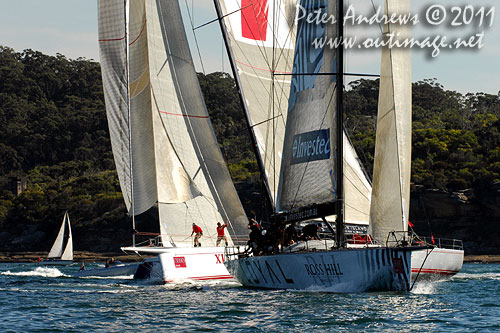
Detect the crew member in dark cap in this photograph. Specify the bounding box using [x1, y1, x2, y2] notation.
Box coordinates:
[191, 223, 203, 247]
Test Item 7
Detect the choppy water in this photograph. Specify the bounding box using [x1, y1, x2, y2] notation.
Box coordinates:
[1, 262, 499, 331]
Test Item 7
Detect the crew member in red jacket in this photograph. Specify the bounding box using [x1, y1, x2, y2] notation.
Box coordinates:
[216, 221, 228, 247]
[191, 223, 203, 247]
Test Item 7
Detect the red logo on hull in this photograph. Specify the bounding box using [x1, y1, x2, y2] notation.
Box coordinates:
[174, 256, 186, 268]
[241, 0, 269, 41]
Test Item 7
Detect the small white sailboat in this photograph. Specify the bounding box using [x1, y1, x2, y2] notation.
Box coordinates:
[40, 211, 73, 266]
[98, 0, 249, 283]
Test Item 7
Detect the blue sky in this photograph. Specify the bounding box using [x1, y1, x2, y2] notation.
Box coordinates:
[0, 0, 498, 95]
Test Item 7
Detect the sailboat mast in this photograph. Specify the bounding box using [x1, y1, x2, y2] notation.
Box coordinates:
[335, 0, 345, 248]
[124, 0, 136, 247]
[212, 0, 274, 211]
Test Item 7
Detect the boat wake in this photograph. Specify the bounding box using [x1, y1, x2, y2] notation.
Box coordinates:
[411, 281, 438, 294]
[298, 283, 365, 293]
[454, 272, 500, 281]
[160, 278, 240, 291]
[77, 274, 134, 280]
[1, 266, 68, 278]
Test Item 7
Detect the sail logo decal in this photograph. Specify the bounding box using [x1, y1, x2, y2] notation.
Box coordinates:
[225, 0, 294, 49]
[241, 0, 269, 41]
[174, 257, 187, 268]
[291, 129, 330, 165]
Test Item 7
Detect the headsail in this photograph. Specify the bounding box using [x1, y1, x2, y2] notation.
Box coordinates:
[344, 133, 371, 225]
[99, 0, 248, 246]
[60, 213, 73, 261]
[277, 0, 338, 212]
[369, 0, 412, 243]
[215, 0, 298, 207]
[48, 212, 72, 260]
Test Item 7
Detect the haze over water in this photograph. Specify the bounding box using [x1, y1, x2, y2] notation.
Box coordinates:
[1, 262, 499, 331]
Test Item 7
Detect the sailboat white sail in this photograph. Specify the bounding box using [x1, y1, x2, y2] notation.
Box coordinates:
[41, 211, 73, 266]
[369, 0, 412, 244]
[98, 0, 249, 282]
[369, 0, 463, 280]
[223, 0, 416, 291]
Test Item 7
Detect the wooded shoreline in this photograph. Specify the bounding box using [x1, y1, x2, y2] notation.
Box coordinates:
[0, 251, 499, 264]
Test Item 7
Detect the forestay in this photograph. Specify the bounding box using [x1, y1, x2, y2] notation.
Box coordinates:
[369, 0, 412, 243]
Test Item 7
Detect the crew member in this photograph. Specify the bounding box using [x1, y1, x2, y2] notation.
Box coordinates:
[248, 218, 260, 242]
[216, 221, 228, 247]
[302, 223, 321, 240]
[191, 223, 203, 247]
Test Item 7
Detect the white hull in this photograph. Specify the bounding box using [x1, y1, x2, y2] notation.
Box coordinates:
[225, 247, 414, 292]
[39, 260, 72, 266]
[74, 263, 140, 278]
[123, 246, 231, 283]
[411, 247, 464, 281]
[158, 247, 231, 283]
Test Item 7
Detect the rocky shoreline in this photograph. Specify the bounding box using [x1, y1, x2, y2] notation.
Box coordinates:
[0, 251, 499, 264]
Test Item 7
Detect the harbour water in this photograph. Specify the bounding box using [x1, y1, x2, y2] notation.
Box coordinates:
[1, 262, 499, 331]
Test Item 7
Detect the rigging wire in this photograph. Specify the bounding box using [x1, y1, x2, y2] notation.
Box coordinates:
[183, 0, 206, 74]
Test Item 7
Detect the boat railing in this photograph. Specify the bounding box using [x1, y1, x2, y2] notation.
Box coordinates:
[386, 231, 463, 250]
[417, 236, 464, 250]
[134, 235, 164, 247]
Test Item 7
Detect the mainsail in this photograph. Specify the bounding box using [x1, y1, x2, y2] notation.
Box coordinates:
[277, 0, 338, 212]
[369, 0, 412, 243]
[99, 0, 248, 247]
[47, 212, 73, 261]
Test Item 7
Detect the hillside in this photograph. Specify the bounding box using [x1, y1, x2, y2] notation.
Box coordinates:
[0, 47, 499, 254]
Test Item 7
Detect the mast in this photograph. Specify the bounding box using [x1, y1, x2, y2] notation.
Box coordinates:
[212, 0, 274, 212]
[124, 0, 136, 247]
[335, 0, 345, 248]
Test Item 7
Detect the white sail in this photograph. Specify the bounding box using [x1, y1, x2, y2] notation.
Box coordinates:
[369, 0, 412, 243]
[216, 0, 298, 206]
[99, 0, 156, 216]
[99, 0, 248, 247]
[60, 213, 73, 261]
[344, 133, 371, 225]
[277, 0, 338, 212]
[48, 212, 72, 260]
